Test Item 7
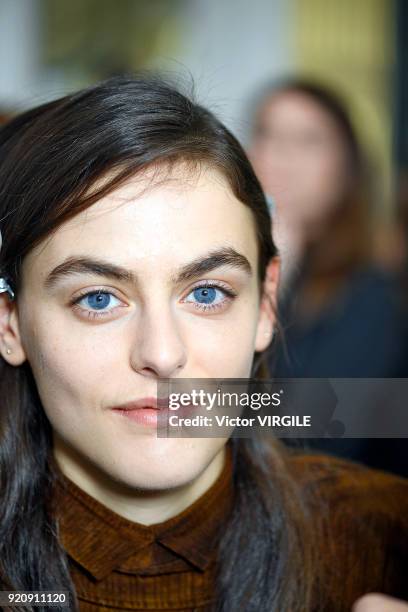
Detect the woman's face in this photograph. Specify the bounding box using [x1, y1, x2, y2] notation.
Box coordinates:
[6, 165, 276, 491]
[250, 90, 350, 233]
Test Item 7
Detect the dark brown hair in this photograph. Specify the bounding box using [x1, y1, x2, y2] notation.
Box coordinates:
[0, 75, 317, 611]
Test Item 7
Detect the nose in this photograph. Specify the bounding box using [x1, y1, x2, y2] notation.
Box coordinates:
[129, 302, 187, 379]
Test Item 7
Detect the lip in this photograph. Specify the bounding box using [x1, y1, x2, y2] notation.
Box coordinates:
[111, 397, 169, 411]
[110, 396, 167, 427]
[110, 396, 197, 427]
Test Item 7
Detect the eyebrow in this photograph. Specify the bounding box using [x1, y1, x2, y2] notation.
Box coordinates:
[43, 247, 253, 291]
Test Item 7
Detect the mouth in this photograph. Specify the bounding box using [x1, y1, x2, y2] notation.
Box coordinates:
[110, 396, 196, 427]
[110, 397, 169, 411]
[110, 396, 166, 427]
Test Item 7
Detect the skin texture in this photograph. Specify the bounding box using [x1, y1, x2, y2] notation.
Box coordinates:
[0, 164, 278, 525]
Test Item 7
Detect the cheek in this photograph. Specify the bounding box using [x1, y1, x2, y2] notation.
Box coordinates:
[187, 299, 259, 377]
[22, 309, 119, 423]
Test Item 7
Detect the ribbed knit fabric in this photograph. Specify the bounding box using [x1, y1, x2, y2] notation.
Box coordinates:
[53, 444, 408, 611]
[53, 444, 234, 611]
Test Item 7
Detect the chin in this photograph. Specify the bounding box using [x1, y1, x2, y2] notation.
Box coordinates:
[110, 460, 203, 492]
[129, 472, 196, 492]
[102, 440, 217, 492]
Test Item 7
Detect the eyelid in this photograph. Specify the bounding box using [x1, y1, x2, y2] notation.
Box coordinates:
[70, 288, 127, 321]
[183, 279, 238, 297]
[180, 281, 238, 314]
[69, 280, 238, 320]
[70, 286, 126, 305]
[70, 281, 239, 303]
[70, 278, 231, 296]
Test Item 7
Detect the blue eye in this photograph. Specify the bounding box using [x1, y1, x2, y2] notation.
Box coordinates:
[72, 283, 236, 321]
[184, 284, 236, 311]
[192, 287, 217, 304]
[77, 291, 121, 311]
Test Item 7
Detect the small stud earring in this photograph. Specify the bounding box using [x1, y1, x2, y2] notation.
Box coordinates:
[264, 329, 275, 339]
[6, 348, 11, 355]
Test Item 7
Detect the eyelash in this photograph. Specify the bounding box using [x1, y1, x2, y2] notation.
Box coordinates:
[70, 289, 124, 320]
[70, 282, 238, 320]
[182, 281, 237, 312]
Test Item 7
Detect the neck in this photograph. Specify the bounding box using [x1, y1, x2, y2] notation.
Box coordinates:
[52, 436, 227, 525]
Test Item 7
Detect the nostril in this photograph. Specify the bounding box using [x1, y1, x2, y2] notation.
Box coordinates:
[140, 367, 159, 377]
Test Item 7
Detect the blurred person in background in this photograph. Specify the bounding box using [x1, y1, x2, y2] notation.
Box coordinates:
[249, 79, 408, 476]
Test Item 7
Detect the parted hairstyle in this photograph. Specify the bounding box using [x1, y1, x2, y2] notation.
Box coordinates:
[0, 75, 319, 612]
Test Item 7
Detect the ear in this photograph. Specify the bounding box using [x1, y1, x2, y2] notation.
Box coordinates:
[0, 294, 27, 366]
[254, 256, 280, 352]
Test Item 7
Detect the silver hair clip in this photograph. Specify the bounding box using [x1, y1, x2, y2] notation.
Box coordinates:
[265, 194, 275, 215]
[0, 278, 15, 301]
[0, 228, 15, 301]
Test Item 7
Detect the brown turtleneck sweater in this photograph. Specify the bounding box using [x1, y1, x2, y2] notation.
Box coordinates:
[53, 444, 408, 611]
[54, 446, 234, 611]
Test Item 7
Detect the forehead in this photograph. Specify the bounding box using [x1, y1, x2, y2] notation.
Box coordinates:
[258, 91, 340, 133]
[24, 165, 259, 281]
